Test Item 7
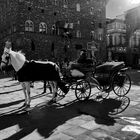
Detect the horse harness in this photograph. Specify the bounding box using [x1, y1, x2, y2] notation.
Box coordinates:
[1, 51, 11, 66]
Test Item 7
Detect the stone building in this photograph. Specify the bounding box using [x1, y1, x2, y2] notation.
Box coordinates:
[106, 18, 126, 62]
[125, 5, 140, 67]
[0, 0, 108, 62]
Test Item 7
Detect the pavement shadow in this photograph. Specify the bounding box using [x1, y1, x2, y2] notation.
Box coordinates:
[0, 99, 24, 109]
[0, 98, 124, 140]
[0, 91, 51, 110]
[0, 88, 23, 95]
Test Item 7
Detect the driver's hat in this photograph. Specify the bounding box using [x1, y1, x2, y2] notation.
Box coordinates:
[5, 40, 12, 49]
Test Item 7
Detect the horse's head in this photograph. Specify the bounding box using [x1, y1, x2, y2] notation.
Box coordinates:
[0, 41, 12, 71]
[1, 40, 26, 72]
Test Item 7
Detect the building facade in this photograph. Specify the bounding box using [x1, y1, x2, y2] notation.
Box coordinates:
[125, 5, 140, 67]
[106, 18, 126, 62]
[0, 0, 108, 62]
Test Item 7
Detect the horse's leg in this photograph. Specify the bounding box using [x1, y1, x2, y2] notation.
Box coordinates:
[48, 81, 57, 103]
[21, 82, 28, 106]
[25, 82, 31, 107]
[21, 82, 31, 107]
[52, 81, 57, 99]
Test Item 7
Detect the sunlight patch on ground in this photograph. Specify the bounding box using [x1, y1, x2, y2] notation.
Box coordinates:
[0, 125, 20, 139]
[129, 0, 140, 4]
[122, 125, 140, 134]
[121, 117, 140, 134]
[21, 129, 44, 140]
[130, 85, 140, 90]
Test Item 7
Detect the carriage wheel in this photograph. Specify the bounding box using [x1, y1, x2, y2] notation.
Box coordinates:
[109, 96, 130, 115]
[75, 79, 91, 101]
[112, 73, 131, 96]
[91, 91, 109, 101]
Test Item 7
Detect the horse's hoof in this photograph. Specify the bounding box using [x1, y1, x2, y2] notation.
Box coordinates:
[24, 105, 31, 111]
[48, 99, 56, 105]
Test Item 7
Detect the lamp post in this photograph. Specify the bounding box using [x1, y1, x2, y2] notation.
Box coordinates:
[107, 34, 112, 61]
[62, 28, 72, 62]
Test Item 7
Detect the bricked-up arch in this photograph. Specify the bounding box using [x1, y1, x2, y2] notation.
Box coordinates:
[76, 30, 81, 38]
[39, 22, 47, 34]
[25, 20, 34, 32]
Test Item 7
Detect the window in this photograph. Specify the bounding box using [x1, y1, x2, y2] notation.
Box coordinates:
[28, 7, 31, 11]
[98, 33, 103, 40]
[63, 0, 68, 8]
[54, 0, 57, 5]
[77, 20, 80, 25]
[52, 24, 58, 35]
[25, 20, 34, 32]
[86, 0, 90, 4]
[39, 22, 47, 33]
[99, 23, 102, 28]
[90, 7, 94, 15]
[12, 24, 16, 32]
[31, 39, 35, 51]
[76, 3, 80, 12]
[41, 9, 44, 13]
[76, 30, 81, 38]
[90, 31, 95, 40]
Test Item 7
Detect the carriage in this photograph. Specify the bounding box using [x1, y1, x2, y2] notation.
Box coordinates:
[58, 61, 131, 99]
[57, 61, 131, 115]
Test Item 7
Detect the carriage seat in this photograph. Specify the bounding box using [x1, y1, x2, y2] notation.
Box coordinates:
[96, 61, 125, 74]
[67, 62, 94, 78]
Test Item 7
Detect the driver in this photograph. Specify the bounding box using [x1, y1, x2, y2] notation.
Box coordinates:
[68, 49, 94, 77]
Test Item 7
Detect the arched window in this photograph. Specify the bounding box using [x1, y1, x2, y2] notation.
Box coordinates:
[76, 30, 81, 38]
[76, 3, 80, 12]
[39, 22, 47, 33]
[25, 20, 34, 32]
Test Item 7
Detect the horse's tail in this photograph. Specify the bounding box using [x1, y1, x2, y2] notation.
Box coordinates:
[54, 63, 63, 78]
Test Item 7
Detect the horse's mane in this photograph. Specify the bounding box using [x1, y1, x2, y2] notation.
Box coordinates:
[17, 50, 25, 56]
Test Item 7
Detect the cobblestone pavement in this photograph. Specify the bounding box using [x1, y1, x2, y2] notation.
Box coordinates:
[0, 69, 140, 140]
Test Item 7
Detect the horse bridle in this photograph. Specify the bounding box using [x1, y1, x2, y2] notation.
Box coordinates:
[1, 52, 11, 66]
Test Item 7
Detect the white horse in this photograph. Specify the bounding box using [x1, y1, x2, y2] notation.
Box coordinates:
[0, 41, 68, 109]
